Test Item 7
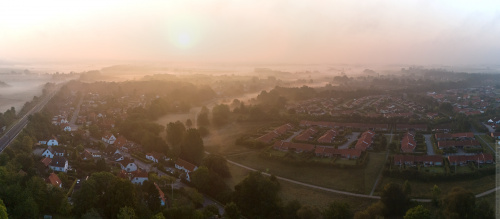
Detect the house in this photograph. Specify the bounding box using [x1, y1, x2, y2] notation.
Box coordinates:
[81, 150, 94, 160]
[272, 141, 315, 153]
[49, 156, 68, 173]
[175, 158, 198, 182]
[255, 123, 294, 144]
[154, 183, 166, 206]
[317, 129, 337, 143]
[393, 155, 443, 166]
[61, 123, 71, 132]
[130, 169, 149, 185]
[46, 173, 62, 188]
[395, 124, 427, 131]
[47, 136, 58, 146]
[41, 147, 65, 158]
[448, 153, 494, 166]
[491, 132, 500, 140]
[41, 157, 52, 167]
[114, 136, 129, 149]
[437, 140, 481, 150]
[314, 146, 362, 159]
[435, 132, 475, 141]
[102, 133, 116, 144]
[112, 153, 125, 162]
[146, 152, 165, 163]
[401, 132, 416, 153]
[294, 128, 318, 141]
[354, 130, 375, 151]
[118, 157, 138, 172]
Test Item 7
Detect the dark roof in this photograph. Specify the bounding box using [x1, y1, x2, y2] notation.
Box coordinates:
[50, 156, 67, 168]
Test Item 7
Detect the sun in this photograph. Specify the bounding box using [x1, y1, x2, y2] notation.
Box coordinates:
[176, 32, 192, 48]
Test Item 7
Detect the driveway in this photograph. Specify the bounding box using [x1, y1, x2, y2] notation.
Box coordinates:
[424, 134, 435, 155]
[338, 132, 360, 149]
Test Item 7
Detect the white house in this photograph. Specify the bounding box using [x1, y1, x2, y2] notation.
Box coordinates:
[42, 149, 55, 158]
[175, 158, 198, 181]
[102, 133, 116, 144]
[49, 156, 68, 173]
[41, 147, 65, 158]
[63, 125, 71, 132]
[47, 138, 58, 146]
[146, 152, 165, 163]
[118, 158, 138, 172]
[130, 169, 149, 185]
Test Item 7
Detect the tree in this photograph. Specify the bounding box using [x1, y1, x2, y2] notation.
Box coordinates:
[141, 181, 161, 213]
[233, 172, 282, 218]
[297, 205, 321, 219]
[443, 187, 475, 219]
[431, 185, 441, 206]
[103, 179, 138, 219]
[166, 121, 186, 148]
[474, 200, 495, 219]
[404, 205, 430, 219]
[323, 201, 353, 219]
[212, 104, 231, 127]
[117, 206, 137, 219]
[197, 106, 210, 127]
[0, 199, 8, 219]
[82, 208, 103, 219]
[380, 183, 410, 217]
[185, 119, 193, 128]
[180, 129, 204, 165]
[202, 205, 219, 218]
[151, 213, 165, 219]
[403, 180, 412, 196]
[283, 200, 301, 219]
[202, 154, 231, 178]
[224, 202, 241, 219]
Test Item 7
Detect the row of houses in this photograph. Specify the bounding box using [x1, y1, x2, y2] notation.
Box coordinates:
[393, 153, 494, 167]
[255, 123, 294, 144]
[437, 140, 481, 150]
[393, 155, 443, 166]
[299, 120, 428, 131]
[401, 132, 416, 153]
[435, 132, 474, 141]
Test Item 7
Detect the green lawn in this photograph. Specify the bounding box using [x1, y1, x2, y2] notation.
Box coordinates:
[374, 175, 496, 199]
[421, 166, 445, 174]
[476, 135, 495, 155]
[363, 152, 388, 194]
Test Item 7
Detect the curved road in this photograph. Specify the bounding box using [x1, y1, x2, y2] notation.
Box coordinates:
[226, 159, 498, 202]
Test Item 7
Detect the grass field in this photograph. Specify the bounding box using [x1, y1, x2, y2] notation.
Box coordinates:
[363, 152, 388, 194]
[476, 135, 496, 155]
[373, 175, 496, 199]
[226, 161, 378, 212]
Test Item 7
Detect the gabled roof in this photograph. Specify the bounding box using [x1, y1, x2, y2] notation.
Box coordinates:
[41, 157, 52, 167]
[50, 156, 67, 168]
[114, 136, 128, 148]
[401, 132, 416, 153]
[47, 173, 62, 187]
[154, 182, 166, 204]
[317, 129, 337, 143]
[118, 157, 134, 167]
[131, 169, 148, 178]
[354, 130, 375, 151]
[175, 158, 197, 172]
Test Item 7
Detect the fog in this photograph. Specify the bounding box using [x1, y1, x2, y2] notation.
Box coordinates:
[1, 1, 499, 65]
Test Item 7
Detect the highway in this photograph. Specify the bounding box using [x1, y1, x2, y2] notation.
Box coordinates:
[0, 84, 61, 153]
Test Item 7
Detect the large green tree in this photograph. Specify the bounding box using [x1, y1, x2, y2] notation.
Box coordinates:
[233, 172, 282, 218]
[166, 121, 186, 148]
[380, 183, 410, 217]
[404, 205, 430, 219]
[443, 187, 475, 219]
[202, 154, 231, 178]
[322, 201, 353, 219]
[180, 129, 204, 165]
[212, 104, 231, 127]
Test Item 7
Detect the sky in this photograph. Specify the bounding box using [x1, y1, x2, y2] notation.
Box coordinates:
[0, 0, 499, 65]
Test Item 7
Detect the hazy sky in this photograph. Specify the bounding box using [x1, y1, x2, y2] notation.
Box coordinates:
[1, 0, 499, 65]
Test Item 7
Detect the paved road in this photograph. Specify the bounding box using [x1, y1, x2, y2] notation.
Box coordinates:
[0, 85, 60, 153]
[69, 95, 84, 130]
[284, 130, 303, 142]
[424, 134, 435, 155]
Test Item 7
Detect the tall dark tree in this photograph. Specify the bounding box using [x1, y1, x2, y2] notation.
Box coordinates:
[180, 129, 204, 165]
[380, 183, 410, 217]
[166, 121, 186, 151]
[202, 154, 231, 178]
[322, 201, 353, 219]
[443, 187, 475, 219]
[212, 104, 231, 127]
[197, 106, 210, 127]
[233, 172, 282, 218]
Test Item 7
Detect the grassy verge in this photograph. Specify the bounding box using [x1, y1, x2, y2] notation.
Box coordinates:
[363, 152, 388, 194]
[476, 135, 495, 155]
[131, 153, 153, 164]
[373, 175, 495, 199]
[66, 179, 78, 197]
